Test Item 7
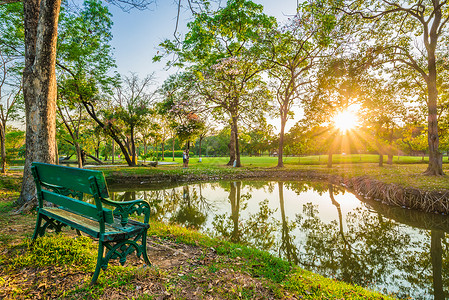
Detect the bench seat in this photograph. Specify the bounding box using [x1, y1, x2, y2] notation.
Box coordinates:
[40, 208, 150, 242]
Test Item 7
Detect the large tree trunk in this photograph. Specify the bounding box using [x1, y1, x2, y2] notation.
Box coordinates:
[172, 136, 175, 161]
[327, 151, 332, 168]
[1, 122, 6, 174]
[424, 10, 443, 175]
[130, 126, 136, 165]
[425, 67, 443, 175]
[387, 153, 393, 165]
[111, 139, 115, 163]
[232, 116, 241, 167]
[18, 0, 60, 207]
[75, 142, 83, 168]
[277, 116, 286, 168]
[227, 123, 236, 166]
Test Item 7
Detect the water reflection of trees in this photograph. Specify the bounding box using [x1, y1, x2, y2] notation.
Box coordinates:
[211, 181, 280, 251]
[110, 183, 214, 229]
[110, 181, 449, 299]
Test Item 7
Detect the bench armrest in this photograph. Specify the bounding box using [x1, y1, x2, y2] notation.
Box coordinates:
[101, 198, 151, 226]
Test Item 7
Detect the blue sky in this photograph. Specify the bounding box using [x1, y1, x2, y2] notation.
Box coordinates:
[107, 0, 297, 83]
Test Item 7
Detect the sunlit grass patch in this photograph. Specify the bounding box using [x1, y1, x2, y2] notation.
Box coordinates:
[4, 235, 97, 272]
[284, 268, 395, 299]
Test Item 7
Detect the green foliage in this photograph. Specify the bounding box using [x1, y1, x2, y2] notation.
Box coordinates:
[0, 2, 24, 55]
[159, 73, 206, 145]
[57, 0, 117, 91]
[284, 268, 391, 299]
[4, 130, 25, 162]
[6, 235, 96, 272]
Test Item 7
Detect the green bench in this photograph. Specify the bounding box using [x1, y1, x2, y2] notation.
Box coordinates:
[31, 162, 151, 284]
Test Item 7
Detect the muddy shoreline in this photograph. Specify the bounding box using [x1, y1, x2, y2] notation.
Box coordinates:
[106, 169, 449, 215]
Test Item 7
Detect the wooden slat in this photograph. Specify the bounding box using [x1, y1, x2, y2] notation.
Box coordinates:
[32, 162, 109, 198]
[42, 190, 113, 223]
[41, 208, 148, 242]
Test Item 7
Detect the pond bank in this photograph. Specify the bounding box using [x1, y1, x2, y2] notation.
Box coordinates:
[105, 168, 449, 215]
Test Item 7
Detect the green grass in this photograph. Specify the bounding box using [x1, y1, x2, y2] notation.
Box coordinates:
[5, 235, 97, 272]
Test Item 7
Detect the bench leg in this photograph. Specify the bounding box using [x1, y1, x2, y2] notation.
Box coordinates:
[91, 241, 105, 285]
[141, 231, 151, 266]
[32, 212, 44, 240]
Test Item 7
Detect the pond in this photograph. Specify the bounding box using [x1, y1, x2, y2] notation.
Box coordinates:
[108, 180, 449, 300]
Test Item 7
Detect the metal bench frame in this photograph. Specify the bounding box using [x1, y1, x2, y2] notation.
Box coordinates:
[31, 162, 151, 284]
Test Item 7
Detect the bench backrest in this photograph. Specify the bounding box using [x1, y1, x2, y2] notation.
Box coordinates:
[31, 162, 113, 226]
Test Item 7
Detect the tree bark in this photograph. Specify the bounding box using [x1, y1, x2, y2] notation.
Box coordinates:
[111, 139, 115, 163]
[172, 136, 175, 161]
[0, 121, 6, 174]
[387, 153, 393, 165]
[227, 122, 236, 166]
[378, 154, 383, 167]
[230, 116, 241, 167]
[75, 143, 83, 168]
[277, 116, 286, 168]
[424, 2, 443, 175]
[19, 0, 60, 206]
[425, 59, 443, 175]
[130, 125, 136, 165]
[327, 151, 332, 168]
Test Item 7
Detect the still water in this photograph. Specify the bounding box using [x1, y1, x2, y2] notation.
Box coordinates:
[109, 180, 449, 299]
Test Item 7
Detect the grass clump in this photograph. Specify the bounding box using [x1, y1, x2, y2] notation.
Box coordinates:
[284, 268, 391, 299]
[5, 235, 96, 272]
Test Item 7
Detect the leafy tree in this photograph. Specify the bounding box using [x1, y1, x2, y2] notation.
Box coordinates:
[264, 0, 339, 167]
[335, 0, 449, 175]
[0, 58, 23, 174]
[108, 73, 155, 165]
[240, 120, 276, 156]
[157, 0, 275, 167]
[358, 76, 407, 166]
[159, 73, 205, 162]
[397, 123, 428, 160]
[284, 122, 315, 157]
[0, 4, 24, 174]
[54, 0, 117, 168]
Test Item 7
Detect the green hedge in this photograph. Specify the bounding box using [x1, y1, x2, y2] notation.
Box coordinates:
[163, 150, 184, 158]
[140, 150, 195, 159]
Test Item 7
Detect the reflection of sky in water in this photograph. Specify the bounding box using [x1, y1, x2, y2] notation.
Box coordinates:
[110, 181, 448, 300]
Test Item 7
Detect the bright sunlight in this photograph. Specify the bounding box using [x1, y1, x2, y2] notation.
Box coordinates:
[333, 107, 359, 133]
